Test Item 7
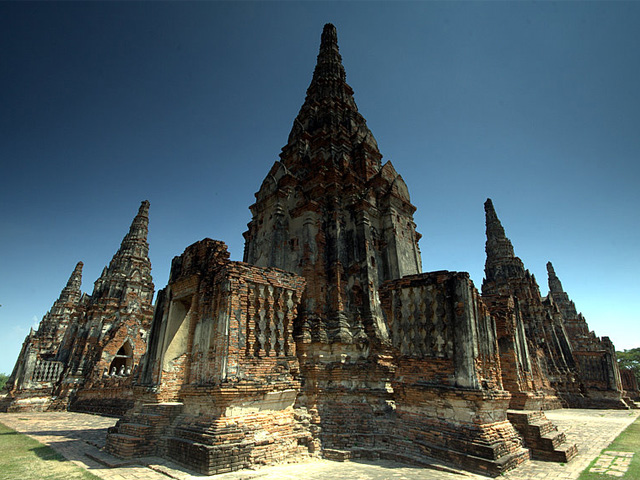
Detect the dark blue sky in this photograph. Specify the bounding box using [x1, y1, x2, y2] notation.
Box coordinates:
[2, 2, 639, 374]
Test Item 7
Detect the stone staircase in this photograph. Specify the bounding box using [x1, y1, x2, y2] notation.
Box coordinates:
[507, 410, 578, 463]
[105, 402, 183, 458]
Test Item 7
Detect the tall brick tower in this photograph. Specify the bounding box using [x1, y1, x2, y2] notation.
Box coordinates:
[4, 202, 155, 414]
[545, 262, 627, 408]
[34, 261, 84, 354]
[91, 200, 154, 306]
[107, 25, 575, 475]
[482, 199, 582, 407]
[59, 201, 155, 414]
[4, 262, 85, 398]
[244, 23, 421, 346]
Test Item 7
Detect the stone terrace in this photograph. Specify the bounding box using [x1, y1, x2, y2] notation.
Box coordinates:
[1, 409, 638, 480]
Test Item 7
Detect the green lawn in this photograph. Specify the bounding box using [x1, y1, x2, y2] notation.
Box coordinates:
[578, 414, 640, 480]
[0, 422, 101, 480]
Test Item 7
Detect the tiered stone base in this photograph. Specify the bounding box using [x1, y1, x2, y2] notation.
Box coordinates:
[507, 410, 578, 462]
[106, 402, 184, 458]
[106, 385, 316, 475]
[392, 385, 530, 476]
[166, 385, 314, 474]
[623, 396, 639, 409]
[166, 408, 314, 475]
[298, 385, 397, 456]
[107, 384, 533, 477]
[586, 391, 632, 409]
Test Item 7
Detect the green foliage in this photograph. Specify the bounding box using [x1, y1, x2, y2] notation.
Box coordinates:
[617, 348, 640, 383]
[0, 372, 9, 391]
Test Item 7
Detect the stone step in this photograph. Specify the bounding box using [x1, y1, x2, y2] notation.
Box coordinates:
[531, 442, 578, 463]
[507, 409, 577, 463]
[105, 433, 145, 459]
[105, 402, 184, 461]
[507, 410, 545, 425]
[119, 422, 154, 438]
[85, 447, 142, 468]
[520, 420, 557, 437]
[164, 436, 253, 475]
[540, 431, 566, 451]
[323, 449, 352, 461]
[107, 433, 142, 442]
[535, 420, 557, 436]
[128, 412, 167, 427]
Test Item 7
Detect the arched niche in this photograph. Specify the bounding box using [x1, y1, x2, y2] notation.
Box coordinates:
[109, 340, 134, 375]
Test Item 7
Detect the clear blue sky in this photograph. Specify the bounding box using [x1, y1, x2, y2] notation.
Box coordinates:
[2, 2, 639, 375]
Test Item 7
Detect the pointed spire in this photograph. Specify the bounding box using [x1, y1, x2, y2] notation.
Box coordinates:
[546, 262, 579, 320]
[307, 23, 350, 101]
[92, 200, 153, 303]
[55, 261, 83, 306]
[63, 261, 83, 295]
[282, 24, 381, 180]
[34, 261, 83, 344]
[108, 199, 150, 260]
[45, 261, 83, 315]
[482, 199, 527, 292]
[547, 261, 564, 294]
[484, 198, 515, 261]
[125, 200, 150, 244]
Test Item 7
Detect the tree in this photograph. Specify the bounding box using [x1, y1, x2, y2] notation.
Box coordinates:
[0, 373, 8, 391]
[617, 348, 640, 384]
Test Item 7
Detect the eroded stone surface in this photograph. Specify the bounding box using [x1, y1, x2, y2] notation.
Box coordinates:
[482, 199, 577, 410]
[6, 22, 633, 479]
[620, 367, 640, 401]
[545, 262, 630, 408]
[3, 201, 154, 416]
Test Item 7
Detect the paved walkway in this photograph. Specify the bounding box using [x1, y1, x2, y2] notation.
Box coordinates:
[0, 409, 638, 480]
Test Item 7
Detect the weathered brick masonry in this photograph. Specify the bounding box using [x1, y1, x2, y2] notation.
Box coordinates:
[8, 22, 635, 478]
[106, 239, 310, 474]
[620, 367, 640, 401]
[380, 271, 530, 474]
[107, 24, 534, 476]
[3, 201, 154, 416]
[544, 261, 631, 408]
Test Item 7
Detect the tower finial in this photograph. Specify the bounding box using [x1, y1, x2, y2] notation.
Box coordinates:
[282, 24, 382, 179]
[484, 198, 499, 227]
[64, 261, 83, 292]
[321, 23, 338, 46]
[484, 198, 514, 259]
[92, 201, 153, 303]
[483, 198, 525, 290]
[308, 22, 348, 96]
[547, 261, 564, 294]
[138, 199, 150, 216]
[127, 200, 150, 241]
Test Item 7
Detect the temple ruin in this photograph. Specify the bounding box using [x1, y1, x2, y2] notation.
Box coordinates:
[3, 201, 154, 415]
[5, 23, 638, 477]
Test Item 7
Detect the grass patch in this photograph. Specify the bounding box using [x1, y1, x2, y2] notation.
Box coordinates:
[578, 415, 640, 479]
[0, 422, 101, 480]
